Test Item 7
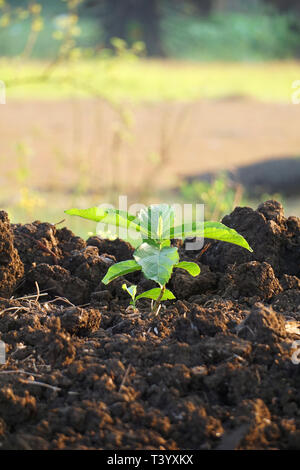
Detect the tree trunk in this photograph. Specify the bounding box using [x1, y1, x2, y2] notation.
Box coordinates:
[101, 0, 129, 48]
[135, 0, 164, 56]
[88, 0, 164, 56]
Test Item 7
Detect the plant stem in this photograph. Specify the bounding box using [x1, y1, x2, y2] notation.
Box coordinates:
[152, 286, 165, 316]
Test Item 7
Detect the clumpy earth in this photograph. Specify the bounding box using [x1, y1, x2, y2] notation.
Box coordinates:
[0, 200, 299, 450]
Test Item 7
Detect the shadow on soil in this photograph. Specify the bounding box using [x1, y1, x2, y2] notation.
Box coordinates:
[186, 156, 300, 197]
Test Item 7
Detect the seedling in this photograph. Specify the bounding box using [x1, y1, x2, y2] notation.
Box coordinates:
[122, 282, 175, 312]
[122, 283, 138, 308]
[66, 204, 252, 315]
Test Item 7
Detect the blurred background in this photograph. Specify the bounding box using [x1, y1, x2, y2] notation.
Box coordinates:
[0, 0, 300, 237]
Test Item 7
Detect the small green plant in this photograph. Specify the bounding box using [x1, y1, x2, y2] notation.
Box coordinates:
[122, 283, 138, 308]
[122, 283, 175, 312]
[66, 204, 252, 315]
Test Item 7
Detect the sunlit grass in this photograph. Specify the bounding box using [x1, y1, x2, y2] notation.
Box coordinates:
[2, 188, 97, 239]
[4, 186, 299, 241]
[1, 57, 300, 236]
[1, 58, 300, 102]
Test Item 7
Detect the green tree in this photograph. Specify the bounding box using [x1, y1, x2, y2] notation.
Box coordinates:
[86, 0, 163, 56]
[264, 0, 300, 12]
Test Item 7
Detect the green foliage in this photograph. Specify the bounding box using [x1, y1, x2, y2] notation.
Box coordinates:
[66, 207, 141, 232]
[180, 173, 245, 221]
[135, 287, 175, 302]
[175, 261, 200, 276]
[137, 204, 175, 240]
[102, 260, 141, 284]
[1, 1, 300, 61]
[122, 283, 137, 307]
[168, 220, 251, 251]
[162, 7, 300, 61]
[122, 283, 175, 308]
[66, 203, 252, 314]
[0, 0, 99, 58]
[133, 242, 179, 286]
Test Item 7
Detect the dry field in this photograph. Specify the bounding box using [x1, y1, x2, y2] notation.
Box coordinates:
[1, 98, 300, 194]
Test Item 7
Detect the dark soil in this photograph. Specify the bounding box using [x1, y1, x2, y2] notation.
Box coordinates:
[0, 200, 299, 450]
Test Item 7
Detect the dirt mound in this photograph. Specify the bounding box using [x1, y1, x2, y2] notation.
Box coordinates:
[0, 211, 24, 298]
[0, 200, 299, 450]
[220, 261, 282, 301]
[202, 200, 300, 278]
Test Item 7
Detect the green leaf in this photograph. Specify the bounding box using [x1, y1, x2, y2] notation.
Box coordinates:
[169, 221, 253, 252]
[203, 221, 253, 252]
[122, 283, 137, 301]
[133, 242, 179, 286]
[166, 220, 203, 240]
[102, 260, 141, 285]
[175, 261, 201, 276]
[137, 204, 175, 241]
[136, 288, 176, 301]
[65, 207, 147, 239]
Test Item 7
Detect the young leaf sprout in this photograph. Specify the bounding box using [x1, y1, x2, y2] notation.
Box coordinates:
[66, 204, 252, 315]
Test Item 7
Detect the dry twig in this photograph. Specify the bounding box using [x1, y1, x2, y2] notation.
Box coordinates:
[119, 364, 132, 392]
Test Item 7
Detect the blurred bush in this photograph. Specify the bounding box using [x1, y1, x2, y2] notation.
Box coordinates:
[0, 0, 300, 61]
[179, 173, 245, 221]
[161, 7, 300, 61]
[0, 0, 102, 58]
